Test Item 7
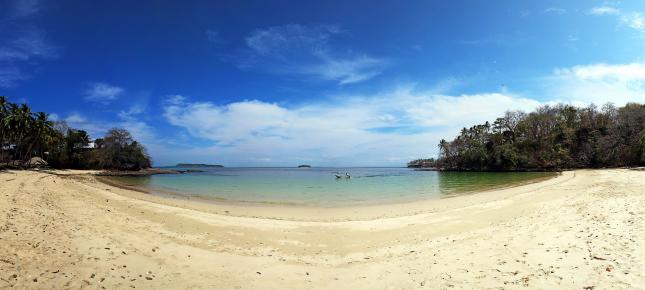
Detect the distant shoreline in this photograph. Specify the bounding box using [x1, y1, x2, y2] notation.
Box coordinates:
[175, 163, 224, 168]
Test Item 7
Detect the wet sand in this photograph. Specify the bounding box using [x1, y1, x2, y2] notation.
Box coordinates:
[0, 169, 643, 289]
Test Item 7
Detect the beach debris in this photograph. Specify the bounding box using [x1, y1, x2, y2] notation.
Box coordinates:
[256, 271, 262, 275]
[606, 266, 613, 272]
[583, 286, 595, 290]
[591, 256, 606, 260]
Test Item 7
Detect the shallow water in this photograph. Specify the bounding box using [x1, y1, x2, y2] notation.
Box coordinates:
[109, 167, 555, 206]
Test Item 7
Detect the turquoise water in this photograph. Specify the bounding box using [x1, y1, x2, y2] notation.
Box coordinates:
[109, 167, 555, 206]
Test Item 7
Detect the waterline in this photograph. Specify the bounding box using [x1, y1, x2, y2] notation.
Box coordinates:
[107, 167, 556, 206]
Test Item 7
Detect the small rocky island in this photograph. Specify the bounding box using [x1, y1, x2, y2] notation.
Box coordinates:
[297, 164, 312, 168]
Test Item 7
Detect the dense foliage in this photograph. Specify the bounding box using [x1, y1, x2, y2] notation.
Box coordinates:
[407, 158, 436, 168]
[1, 96, 151, 170]
[415, 103, 645, 171]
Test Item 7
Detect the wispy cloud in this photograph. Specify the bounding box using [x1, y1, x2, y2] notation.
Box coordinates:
[460, 33, 529, 46]
[9, 0, 42, 18]
[588, 4, 645, 33]
[161, 89, 538, 165]
[621, 12, 645, 32]
[304, 55, 384, 85]
[544, 7, 567, 15]
[62, 105, 155, 147]
[239, 24, 386, 85]
[64, 112, 88, 124]
[84, 82, 124, 104]
[588, 6, 620, 16]
[205, 29, 224, 44]
[0, 0, 56, 87]
[0, 30, 56, 62]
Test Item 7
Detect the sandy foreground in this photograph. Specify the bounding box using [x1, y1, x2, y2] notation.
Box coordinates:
[0, 169, 643, 289]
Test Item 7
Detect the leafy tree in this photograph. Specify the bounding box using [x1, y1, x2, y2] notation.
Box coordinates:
[0, 96, 151, 170]
[94, 128, 151, 170]
[414, 103, 645, 171]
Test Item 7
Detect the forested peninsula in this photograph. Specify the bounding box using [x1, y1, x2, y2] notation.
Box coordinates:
[409, 103, 645, 171]
[1, 96, 151, 170]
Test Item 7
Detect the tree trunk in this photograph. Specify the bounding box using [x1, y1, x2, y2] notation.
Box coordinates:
[24, 129, 40, 164]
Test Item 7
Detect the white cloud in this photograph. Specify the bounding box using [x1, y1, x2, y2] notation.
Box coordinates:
[62, 109, 155, 146]
[240, 24, 386, 85]
[305, 55, 384, 85]
[162, 90, 539, 166]
[544, 7, 567, 14]
[588, 5, 645, 33]
[84, 82, 124, 103]
[118, 103, 147, 119]
[550, 63, 645, 105]
[589, 6, 620, 15]
[621, 12, 645, 32]
[64, 112, 88, 124]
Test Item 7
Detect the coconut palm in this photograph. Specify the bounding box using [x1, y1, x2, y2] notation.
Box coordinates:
[0, 96, 7, 163]
[0, 96, 151, 169]
[438, 139, 448, 155]
[24, 112, 53, 161]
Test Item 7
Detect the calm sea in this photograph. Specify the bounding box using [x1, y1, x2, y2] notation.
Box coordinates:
[108, 167, 555, 206]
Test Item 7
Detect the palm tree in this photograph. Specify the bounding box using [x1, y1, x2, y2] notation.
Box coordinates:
[24, 112, 53, 162]
[17, 104, 34, 163]
[438, 139, 448, 155]
[0, 96, 7, 164]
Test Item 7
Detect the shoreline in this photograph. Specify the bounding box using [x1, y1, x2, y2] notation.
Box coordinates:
[92, 171, 561, 221]
[1, 168, 643, 289]
[97, 171, 559, 205]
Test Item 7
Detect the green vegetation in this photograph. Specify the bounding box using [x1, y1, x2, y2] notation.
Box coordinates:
[411, 103, 645, 171]
[0, 96, 151, 170]
[407, 158, 436, 168]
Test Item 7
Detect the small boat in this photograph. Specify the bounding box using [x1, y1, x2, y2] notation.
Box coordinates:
[334, 173, 351, 179]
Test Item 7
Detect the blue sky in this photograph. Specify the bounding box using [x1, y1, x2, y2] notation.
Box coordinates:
[2, 0, 645, 166]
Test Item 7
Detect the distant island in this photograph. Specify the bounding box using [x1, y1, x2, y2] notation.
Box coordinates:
[410, 102, 645, 171]
[176, 163, 224, 168]
[297, 164, 311, 168]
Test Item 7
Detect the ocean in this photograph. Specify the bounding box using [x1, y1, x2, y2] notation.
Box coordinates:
[108, 167, 555, 206]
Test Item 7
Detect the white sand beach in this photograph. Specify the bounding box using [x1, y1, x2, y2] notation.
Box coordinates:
[1, 169, 643, 289]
